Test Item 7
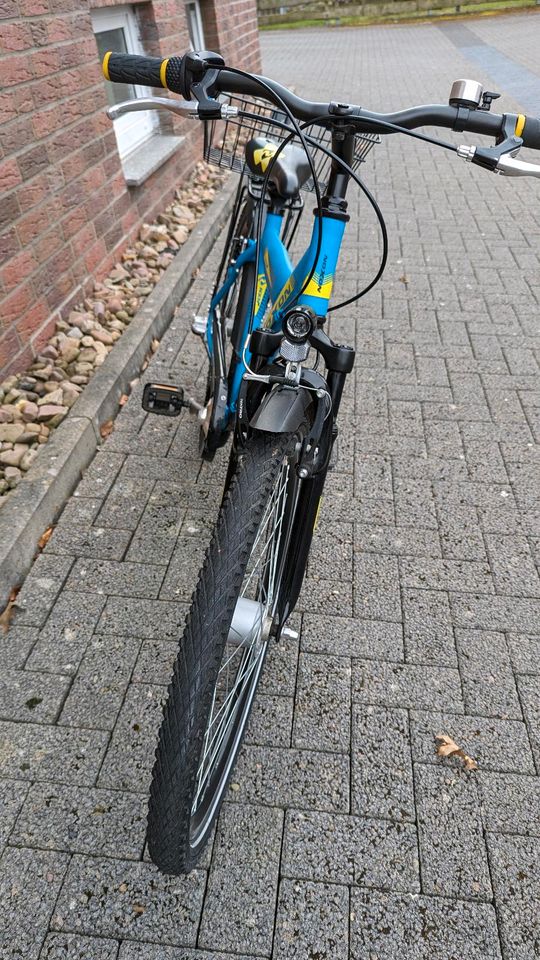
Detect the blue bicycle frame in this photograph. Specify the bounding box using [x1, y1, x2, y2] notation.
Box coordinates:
[205, 205, 347, 417]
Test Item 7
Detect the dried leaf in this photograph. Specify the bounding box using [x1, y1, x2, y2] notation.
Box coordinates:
[37, 526, 54, 550]
[399, 274, 410, 287]
[119, 394, 129, 407]
[100, 419, 114, 439]
[435, 733, 477, 771]
[0, 587, 19, 636]
[118, 882, 128, 893]
[132, 904, 145, 915]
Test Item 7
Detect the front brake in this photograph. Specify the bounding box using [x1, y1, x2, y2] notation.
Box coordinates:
[458, 134, 540, 178]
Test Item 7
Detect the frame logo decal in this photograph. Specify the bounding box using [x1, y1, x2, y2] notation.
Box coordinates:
[253, 144, 278, 172]
[255, 272, 268, 314]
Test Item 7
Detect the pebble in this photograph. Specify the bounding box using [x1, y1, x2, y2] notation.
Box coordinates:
[0, 161, 226, 502]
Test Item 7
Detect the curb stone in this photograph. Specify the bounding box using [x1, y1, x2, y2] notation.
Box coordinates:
[0, 175, 237, 609]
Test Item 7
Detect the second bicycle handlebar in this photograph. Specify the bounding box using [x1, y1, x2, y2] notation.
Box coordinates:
[102, 50, 540, 151]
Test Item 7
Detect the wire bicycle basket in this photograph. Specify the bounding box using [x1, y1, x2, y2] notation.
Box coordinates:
[204, 93, 380, 192]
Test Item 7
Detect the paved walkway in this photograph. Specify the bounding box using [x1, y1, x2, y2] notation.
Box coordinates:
[2, 12, 540, 960]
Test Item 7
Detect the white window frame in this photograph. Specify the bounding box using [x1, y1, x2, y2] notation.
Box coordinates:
[185, 1, 205, 51]
[92, 5, 159, 160]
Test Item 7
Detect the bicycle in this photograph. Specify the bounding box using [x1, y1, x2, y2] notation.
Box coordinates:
[103, 49, 540, 874]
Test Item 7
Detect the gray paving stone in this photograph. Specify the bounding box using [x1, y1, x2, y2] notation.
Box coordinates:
[487, 834, 540, 960]
[352, 659, 463, 712]
[410, 710, 536, 774]
[297, 575, 353, 617]
[507, 633, 540, 675]
[400, 558, 494, 595]
[229, 745, 349, 813]
[301, 614, 404, 661]
[293, 653, 351, 752]
[258, 632, 299, 697]
[44, 526, 133, 561]
[12, 782, 146, 859]
[35, 591, 107, 652]
[159, 537, 208, 601]
[415, 762, 491, 901]
[479, 771, 540, 836]
[66, 559, 165, 599]
[74, 452, 126, 499]
[0, 779, 28, 853]
[354, 454, 393, 501]
[450, 593, 540, 632]
[39, 934, 119, 960]
[0, 847, 69, 960]
[282, 809, 419, 892]
[13, 554, 75, 628]
[273, 879, 349, 960]
[131, 639, 177, 686]
[96, 597, 188, 642]
[120, 453, 200, 483]
[516, 674, 540, 769]
[97, 683, 165, 792]
[484, 532, 540, 597]
[354, 524, 442, 559]
[455, 629, 521, 719]
[352, 704, 414, 821]
[58, 497, 104, 527]
[96, 478, 155, 531]
[350, 890, 502, 960]
[0, 720, 108, 784]
[118, 946, 258, 960]
[394, 477, 438, 530]
[354, 553, 401, 622]
[0, 626, 38, 669]
[59, 635, 141, 730]
[199, 803, 283, 956]
[0, 668, 70, 723]
[402, 588, 457, 666]
[245, 694, 293, 748]
[51, 855, 206, 946]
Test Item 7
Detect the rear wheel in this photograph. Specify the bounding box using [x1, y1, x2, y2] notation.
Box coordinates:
[147, 431, 304, 874]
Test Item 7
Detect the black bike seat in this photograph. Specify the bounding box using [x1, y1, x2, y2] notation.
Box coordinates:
[244, 136, 312, 198]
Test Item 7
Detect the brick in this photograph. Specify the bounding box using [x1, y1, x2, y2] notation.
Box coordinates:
[0, 720, 108, 783]
[414, 762, 491, 900]
[301, 613, 404, 660]
[229, 745, 349, 813]
[40, 934, 120, 960]
[273, 880, 349, 960]
[51, 855, 205, 946]
[97, 683, 165, 792]
[352, 659, 463, 712]
[487, 834, 540, 960]
[450, 593, 540, 633]
[517, 674, 540, 769]
[456, 629, 521, 719]
[0, 668, 70, 724]
[479, 772, 540, 836]
[198, 803, 283, 955]
[293, 653, 351, 752]
[402, 588, 457, 666]
[66, 558, 165, 600]
[353, 553, 401, 622]
[350, 890, 501, 960]
[410, 710, 535, 774]
[0, 848, 69, 960]
[507, 633, 540, 675]
[0, 779, 29, 853]
[58, 634, 141, 730]
[283, 810, 419, 892]
[352, 705, 414, 821]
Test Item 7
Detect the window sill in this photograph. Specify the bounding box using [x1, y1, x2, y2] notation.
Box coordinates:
[121, 134, 185, 187]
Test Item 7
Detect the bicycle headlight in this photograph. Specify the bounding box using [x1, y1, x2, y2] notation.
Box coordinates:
[282, 306, 315, 343]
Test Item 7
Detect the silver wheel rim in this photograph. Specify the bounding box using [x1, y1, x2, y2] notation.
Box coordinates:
[189, 454, 293, 844]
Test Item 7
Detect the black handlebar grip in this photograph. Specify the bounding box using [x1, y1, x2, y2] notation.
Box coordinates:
[520, 114, 540, 150]
[103, 52, 185, 94]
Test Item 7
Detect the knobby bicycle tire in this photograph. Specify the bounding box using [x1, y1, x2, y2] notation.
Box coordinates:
[147, 430, 303, 874]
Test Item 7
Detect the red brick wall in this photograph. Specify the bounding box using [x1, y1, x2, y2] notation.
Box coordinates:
[0, 0, 261, 379]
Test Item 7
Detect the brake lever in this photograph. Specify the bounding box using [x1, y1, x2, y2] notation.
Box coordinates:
[107, 97, 200, 120]
[106, 96, 238, 122]
[494, 155, 540, 178]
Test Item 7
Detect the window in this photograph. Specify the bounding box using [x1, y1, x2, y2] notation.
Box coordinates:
[185, 1, 205, 51]
[93, 5, 159, 159]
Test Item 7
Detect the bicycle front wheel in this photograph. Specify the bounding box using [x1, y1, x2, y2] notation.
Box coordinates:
[147, 431, 303, 874]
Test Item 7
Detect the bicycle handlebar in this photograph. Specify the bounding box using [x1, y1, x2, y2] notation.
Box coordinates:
[103, 50, 540, 153]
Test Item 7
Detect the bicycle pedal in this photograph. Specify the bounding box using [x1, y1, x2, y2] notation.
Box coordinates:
[142, 382, 188, 417]
[191, 315, 208, 337]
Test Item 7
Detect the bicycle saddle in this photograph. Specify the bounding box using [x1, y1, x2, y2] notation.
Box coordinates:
[244, 136, 312, 198]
